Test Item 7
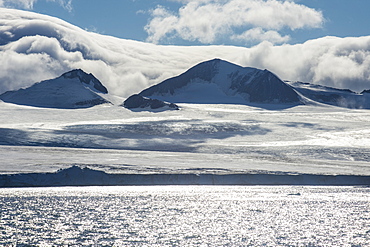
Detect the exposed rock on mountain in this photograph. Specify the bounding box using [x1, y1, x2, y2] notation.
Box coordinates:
[62, 69, 108, 94]
[123, 94, 179, 110]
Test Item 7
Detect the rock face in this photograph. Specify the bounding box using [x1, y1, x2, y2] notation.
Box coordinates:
[241, 69, 299, 103]
[62, 69, 108, 94]
[0, 69, 110, 108]
[123, 94, 179, 110]
[139, 59, 301, 104]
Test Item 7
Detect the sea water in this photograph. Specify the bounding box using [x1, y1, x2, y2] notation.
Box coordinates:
[1, 186, 369, 246]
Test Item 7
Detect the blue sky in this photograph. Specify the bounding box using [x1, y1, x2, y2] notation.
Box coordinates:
[2, 0, 370, 46]
[2, 0, 370, 96]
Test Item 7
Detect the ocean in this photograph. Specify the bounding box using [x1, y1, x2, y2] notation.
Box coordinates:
[1, 186, 369, 246]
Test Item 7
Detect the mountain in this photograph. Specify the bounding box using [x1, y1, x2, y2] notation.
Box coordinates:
[0, 69, 110, 108]
[138, 59, 301, 105]
[133, 58, 370, 109]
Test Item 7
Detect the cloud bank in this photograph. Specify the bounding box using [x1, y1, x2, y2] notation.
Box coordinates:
[0, 8, 370, 98]
[0, 0, 72, 12]
[145, 0, 324, 45]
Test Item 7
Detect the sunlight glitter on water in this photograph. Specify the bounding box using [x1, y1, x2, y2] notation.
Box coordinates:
[1, 186, 369, 246]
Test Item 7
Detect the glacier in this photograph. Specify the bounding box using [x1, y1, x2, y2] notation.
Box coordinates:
[1, 99, 370, 186]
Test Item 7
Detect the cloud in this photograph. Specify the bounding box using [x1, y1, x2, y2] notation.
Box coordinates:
[0, 0, 72, 12]
[0, 8, 370, 100]
[145, 0, 324, 44]
[231, 27, 290, 45]
[0, 0, 36, 9]
[241, 37, 370, 91]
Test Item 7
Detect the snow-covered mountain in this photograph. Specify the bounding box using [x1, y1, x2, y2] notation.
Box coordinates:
[2, 59, 370, 110]
[126, 58, 370, 109]
[289, 81, 370, 109]
[139, 59, 301, 105]
[0, 69, 110, 108]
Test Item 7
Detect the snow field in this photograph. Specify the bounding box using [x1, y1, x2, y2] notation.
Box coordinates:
[1, 101, 370, 176]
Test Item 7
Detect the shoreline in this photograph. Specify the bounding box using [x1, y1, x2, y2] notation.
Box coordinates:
[1, 166, 369, 188]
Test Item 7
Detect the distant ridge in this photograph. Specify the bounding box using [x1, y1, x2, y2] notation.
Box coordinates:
[288, 81, 370, 109]
[0, 69, 110, 109]
[138, 58, 301, 105]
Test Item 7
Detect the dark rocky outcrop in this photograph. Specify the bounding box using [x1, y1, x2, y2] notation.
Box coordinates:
[62, 69, 108, 94]
[123, 94, 179, 110]
[240, 69, 300, 103]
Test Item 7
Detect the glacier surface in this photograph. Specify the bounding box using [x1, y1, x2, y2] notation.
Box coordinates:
[1, 99, 370, 185]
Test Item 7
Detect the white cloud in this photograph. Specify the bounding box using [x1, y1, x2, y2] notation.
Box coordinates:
[231, 27, 290, 44]
[0, 0, 72, 11]
[1, 8, 370, 100]
[53, 0, 72, 12]
[0, 0, 37, 9]
[241, 37, 370, 91]
[145, 0, 324, 44]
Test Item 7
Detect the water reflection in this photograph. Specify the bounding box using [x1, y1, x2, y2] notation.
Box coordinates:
[1, 186, 369, 246]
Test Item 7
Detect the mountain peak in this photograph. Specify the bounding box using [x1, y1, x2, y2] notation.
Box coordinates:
[61, 69, 108, 94]
[139, 58, 300, 105]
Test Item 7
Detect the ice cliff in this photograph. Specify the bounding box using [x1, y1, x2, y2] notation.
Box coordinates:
[1, 166, 369, 187]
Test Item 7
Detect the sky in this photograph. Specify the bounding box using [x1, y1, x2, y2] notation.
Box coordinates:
[1, 0, 370, 46]
[1, 0, 370, 97]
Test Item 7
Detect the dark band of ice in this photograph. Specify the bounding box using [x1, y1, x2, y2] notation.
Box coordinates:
[1, 166, 369, 187]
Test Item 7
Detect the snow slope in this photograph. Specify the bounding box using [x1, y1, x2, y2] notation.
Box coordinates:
[139, 59, 300, 104]
[1, 100, 370, 179]
[0, 69, 110, 108]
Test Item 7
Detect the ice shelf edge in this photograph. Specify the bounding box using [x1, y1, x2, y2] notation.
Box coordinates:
[0, 166, 369, 187]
